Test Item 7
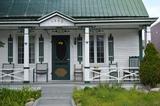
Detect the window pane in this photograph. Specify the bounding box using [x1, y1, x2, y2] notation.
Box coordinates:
[97, 35, 104, 63]
[18, 36, 35, 64]
[89, 36, 94, 63]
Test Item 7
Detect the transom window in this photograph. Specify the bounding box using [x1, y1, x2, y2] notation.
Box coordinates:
[18, 36, 35, 64]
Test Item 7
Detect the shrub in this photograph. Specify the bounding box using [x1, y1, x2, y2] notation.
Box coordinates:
[140, 43, 160, 88]
[0, 87, 41, 106]
[73, 85, 160, 106]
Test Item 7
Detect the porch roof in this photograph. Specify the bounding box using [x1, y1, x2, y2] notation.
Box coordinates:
[0, 0, 149, 19]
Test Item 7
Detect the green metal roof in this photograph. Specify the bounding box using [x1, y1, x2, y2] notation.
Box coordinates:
[0, 0, 149, 18]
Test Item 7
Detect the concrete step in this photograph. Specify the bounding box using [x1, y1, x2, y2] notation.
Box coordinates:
[41, 86, 73, 92]
[37, 98, 72, 106]
[42, 92, 72, 98]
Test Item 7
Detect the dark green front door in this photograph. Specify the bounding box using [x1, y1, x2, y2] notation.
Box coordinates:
[52, 36, 70, 80]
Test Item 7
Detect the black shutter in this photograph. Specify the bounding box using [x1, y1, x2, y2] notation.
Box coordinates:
[108, 34, 114, 63]
[77, 35, 83, 64]
[39, 35, 44, 63]
[8, 35, 13, 63]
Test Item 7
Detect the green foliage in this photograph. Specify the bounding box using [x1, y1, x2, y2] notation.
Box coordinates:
[140, 43, 160, 87]
[0, 87, 41, 106]
[73, 85, 160, 106]
[0, 41, 5, 47]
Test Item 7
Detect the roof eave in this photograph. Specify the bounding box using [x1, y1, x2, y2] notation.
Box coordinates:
[0, 17, 157, 27]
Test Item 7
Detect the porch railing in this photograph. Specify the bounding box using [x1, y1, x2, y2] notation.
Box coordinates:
[0, 67, 29, 82]
[89, 67, 139, 83]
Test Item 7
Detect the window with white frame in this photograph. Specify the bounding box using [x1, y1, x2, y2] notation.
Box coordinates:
[18, 36, 35, 64]
[89, 35, 104, 63]
[97, 35, 104, 63]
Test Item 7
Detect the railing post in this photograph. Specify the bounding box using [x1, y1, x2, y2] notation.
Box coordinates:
[84, 27, 90, 83]
[24, 28, 30, 83]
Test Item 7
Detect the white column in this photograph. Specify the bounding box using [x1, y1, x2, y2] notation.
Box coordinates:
[146, 27, 151, 43]
[144, 26, 151, 48]
[24, 28, 30, 82]
[84, 27, 90, 82]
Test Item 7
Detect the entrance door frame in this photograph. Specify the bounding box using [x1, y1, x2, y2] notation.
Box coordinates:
[51, 35, 70, 80]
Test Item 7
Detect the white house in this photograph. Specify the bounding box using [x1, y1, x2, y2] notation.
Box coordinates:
[0, 0, 157, 83]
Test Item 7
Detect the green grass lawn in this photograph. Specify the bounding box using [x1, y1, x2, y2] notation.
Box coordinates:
[73, 85, 160, 106]
[0, 87, 41, 106]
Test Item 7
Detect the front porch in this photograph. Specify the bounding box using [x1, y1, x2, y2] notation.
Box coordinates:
[0, 26, 141, 83]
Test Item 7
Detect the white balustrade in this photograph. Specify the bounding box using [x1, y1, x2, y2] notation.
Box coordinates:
[89, 67, 139, 83]
[0, 67, 33, 82]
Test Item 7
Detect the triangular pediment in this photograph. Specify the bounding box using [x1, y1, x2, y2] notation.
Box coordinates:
[39, 11, 74, 27]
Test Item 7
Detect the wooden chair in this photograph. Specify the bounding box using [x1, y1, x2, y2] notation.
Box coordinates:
[2, 63, 14, 81]
[33, 63, 48, 82]
[123, 56, 139, 80]
[74, 64, 83, 81]
[129, 56, 139, 79]
[109, 62, 118, 79]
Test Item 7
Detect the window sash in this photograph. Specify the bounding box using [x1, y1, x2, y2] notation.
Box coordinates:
[18, 36, 35, 64]
[97, 35, 104, 63]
